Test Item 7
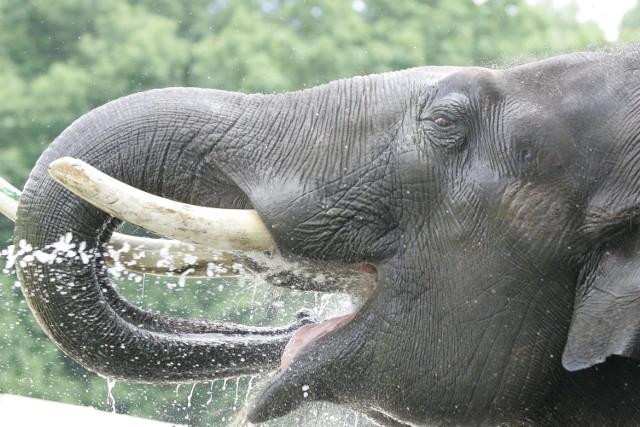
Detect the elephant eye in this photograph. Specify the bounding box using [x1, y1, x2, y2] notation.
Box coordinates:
[432, 116, 454, 130]
[421, 113, 465, 149]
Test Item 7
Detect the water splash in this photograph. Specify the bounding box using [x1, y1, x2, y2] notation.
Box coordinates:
[183, 382, 197, 421]
[245, 375, 256, 405]
[234, 377, 241, 406]
[106, 378, 117, 413]
[207, 381, 215, 405]
[187, 382, 196, 408]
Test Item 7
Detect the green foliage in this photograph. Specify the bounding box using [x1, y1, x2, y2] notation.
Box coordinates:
[620, 1, 640, 42]
[0, 0, 610, 186]
[0, 0, 618, 425]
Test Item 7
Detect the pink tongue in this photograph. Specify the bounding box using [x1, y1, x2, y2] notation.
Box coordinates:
[281, 313, 356, 369]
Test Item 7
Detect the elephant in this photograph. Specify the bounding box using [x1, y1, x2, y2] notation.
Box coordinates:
[12, 49, 640, 426]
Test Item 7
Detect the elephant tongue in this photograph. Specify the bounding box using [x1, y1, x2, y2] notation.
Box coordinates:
[280, 313, 356, 369]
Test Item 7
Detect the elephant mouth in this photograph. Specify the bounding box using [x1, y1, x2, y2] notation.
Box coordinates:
[48, 157, 379, 368]
[280, 312, 357, 369]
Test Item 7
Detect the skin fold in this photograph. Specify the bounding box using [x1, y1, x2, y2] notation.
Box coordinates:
[13, 50, 640, 426]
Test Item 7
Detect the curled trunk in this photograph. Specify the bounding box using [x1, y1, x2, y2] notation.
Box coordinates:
[14, 88, 312, 382]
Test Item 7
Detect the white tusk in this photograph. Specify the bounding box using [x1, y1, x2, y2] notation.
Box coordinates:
[0, 171, 247, 277]
[106, 233, 241, 277]
[48, 157, 276, 252]
[0, 177, 20, 221]
[5, 164, 374, 292]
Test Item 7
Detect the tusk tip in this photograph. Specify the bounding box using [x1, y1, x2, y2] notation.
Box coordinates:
[49, 157, 83, 174]
[48, 157, 94, 191]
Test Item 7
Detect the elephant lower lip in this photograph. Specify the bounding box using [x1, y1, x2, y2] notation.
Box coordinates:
[280, 312, 357, 370]
[276, 262, 377, 369]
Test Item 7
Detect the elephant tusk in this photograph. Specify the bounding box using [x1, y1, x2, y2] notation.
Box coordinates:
[17, 161, 375, 293]
[106, 234, 242, 277]
[48, 157, 276, 252]
[0, 172, 245, 277]
[0, 176, 20, 221]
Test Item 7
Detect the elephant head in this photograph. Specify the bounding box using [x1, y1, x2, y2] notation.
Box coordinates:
[13, 50, 640, 426]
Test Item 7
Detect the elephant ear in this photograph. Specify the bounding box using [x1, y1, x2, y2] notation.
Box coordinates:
[562, 186, 640, 372]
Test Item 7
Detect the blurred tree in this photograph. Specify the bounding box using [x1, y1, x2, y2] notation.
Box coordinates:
[620, 0, 640, 42]
[0, 0, 608, 187]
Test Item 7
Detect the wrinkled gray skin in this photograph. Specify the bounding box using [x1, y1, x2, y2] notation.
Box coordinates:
[14, 51, 640, 426]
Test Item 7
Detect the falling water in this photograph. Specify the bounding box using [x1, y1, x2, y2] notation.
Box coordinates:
[207, 381, 215, 405]
[245, 376, 256, 405]
[182, 382, 197, 421]
[187, 382, 196, 408]
[106, 378, 117, 413]
[234, 377, 241, 406]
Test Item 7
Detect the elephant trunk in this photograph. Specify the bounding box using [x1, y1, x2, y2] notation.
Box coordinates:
[14, 88, 313, 382]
